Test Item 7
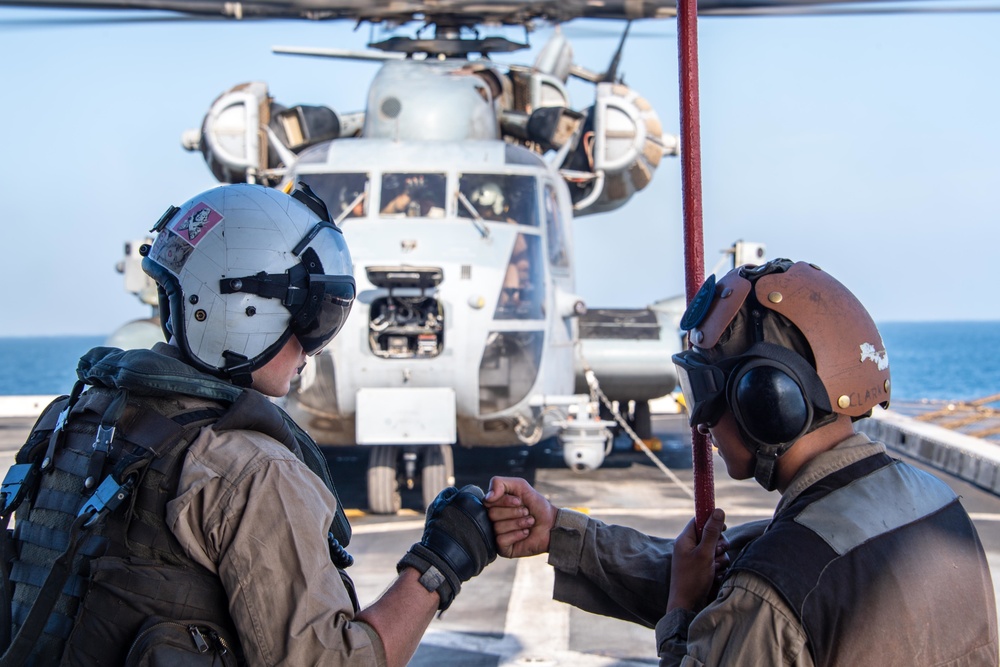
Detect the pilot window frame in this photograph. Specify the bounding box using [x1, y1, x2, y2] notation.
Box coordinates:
[543, 182, 571, 272]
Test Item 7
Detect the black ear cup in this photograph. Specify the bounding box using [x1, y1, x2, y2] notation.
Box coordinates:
[728, 358, 813, 447]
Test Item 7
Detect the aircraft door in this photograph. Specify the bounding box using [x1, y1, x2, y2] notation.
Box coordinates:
[458, 172, 547, 417]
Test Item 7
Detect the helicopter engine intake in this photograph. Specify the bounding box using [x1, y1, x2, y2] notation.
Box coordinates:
[182, 81, 353, 185]
[562, 83, 677, 215]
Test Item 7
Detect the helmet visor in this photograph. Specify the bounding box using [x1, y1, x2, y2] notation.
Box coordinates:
[672, 350, 733, 428]
[292, 275, 356, 355]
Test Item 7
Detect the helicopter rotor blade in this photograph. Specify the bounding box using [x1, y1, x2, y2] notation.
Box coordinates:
[2, 0, 1000, 23]
[698, 1, 1000, 15]
[600, 19, 630, 83]
[273, 45, 405, 61]
[0, 11, 223, 25]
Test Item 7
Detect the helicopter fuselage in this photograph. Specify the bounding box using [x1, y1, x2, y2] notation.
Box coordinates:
[285, 138, 579, 448]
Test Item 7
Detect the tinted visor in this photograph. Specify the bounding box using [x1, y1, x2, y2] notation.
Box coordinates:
[291, 274, 356, 355]
[672, 350, 735, 427]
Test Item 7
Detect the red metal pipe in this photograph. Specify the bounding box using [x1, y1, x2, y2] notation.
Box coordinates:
[677, 0, 715, 533]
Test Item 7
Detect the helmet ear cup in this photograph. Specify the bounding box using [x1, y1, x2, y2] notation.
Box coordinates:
[728, 358, 813, 447]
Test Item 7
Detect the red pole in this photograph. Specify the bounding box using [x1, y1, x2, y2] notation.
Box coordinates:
[677, 0, 715, 533]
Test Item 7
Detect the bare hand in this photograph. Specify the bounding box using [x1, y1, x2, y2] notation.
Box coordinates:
[667, 508, 727, 613]
[483, 477, 558, 559]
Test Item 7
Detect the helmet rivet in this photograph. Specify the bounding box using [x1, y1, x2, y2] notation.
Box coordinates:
[692, 330, 704, 344]
[884, 379, 891, 392]
[767, 291, 783, 304]
[84, 476, 95, 489]
[230, 279, 243, 291]
[721, 287, 733, 299]
[194, 309, 207, 322]
[245, 306, 256, 317]
[189, 295, 199, 305]
[838, 395, 851, 409]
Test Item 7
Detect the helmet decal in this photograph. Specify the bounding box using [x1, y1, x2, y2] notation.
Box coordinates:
[172, 202, 223, 245]
[860, 342, 889, 371]
[147, 231, 194, 275]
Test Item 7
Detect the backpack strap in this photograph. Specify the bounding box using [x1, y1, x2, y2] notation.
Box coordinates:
[0, 391, 80, 651]
[0, 400, 225, 666]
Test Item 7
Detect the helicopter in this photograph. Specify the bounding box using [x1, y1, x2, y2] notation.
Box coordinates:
[99, 12, 686, 514]
[3, 0, 998, 515]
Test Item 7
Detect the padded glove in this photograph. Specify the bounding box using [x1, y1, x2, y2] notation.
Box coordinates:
[397, 484, 497, 611]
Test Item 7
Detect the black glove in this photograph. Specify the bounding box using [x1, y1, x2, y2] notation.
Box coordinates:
[397, 484, 497, 611]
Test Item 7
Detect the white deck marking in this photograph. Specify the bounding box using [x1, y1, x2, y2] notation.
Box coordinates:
[421, 554, 656, 666]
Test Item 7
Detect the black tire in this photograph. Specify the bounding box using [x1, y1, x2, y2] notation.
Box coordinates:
[632, 400, 653, 440]
[421, 444, 455, 509]
[367, 445, 401, 515]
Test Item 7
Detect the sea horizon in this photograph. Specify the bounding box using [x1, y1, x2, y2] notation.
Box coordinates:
[0, 322, 997, 402]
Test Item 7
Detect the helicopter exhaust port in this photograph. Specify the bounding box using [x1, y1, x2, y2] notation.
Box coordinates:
[366, 266, 444, 359]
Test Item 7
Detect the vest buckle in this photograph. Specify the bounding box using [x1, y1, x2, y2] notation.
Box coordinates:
[0, 462, 39, 515]
[78, 475, 135, 528]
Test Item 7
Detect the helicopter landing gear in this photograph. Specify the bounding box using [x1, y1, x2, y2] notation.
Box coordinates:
[367, 445, 401, 515]
[365, 444, 456, 514]
[631, 400, 653, 441]
[420, 444, 455, 509]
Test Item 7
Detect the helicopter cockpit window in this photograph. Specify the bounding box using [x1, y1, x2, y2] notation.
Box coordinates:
[457, 174, 539, 227]
[544, 184, 569, 270]
[495, 233, 545, 321]
[380, 173, 446, 218]
[296, 172, 369, 221]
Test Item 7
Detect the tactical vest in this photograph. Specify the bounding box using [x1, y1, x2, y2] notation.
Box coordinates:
[730, 453, 998, 666]
[0, 346, 355, 666]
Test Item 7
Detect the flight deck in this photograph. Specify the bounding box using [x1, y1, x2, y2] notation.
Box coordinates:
[1, 410, 998, 666]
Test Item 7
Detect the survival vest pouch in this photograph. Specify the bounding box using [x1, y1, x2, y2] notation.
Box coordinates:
[0, 350, 354, 666]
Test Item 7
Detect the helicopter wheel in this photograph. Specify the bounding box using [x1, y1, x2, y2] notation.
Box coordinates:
[421, 444, 455, 509]
[367, 445, 402, 515]
[631, 400, 653, 441]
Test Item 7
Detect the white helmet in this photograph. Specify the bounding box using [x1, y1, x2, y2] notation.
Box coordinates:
[142, 183, 355, 386]
[471, 182, 506, 216]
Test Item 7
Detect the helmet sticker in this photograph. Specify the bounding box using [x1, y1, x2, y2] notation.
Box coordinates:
[172, 203, 223, 246]
[148, 231, 194, 275]
[860, 342, 889, 371]
[680, 274, 716, 331]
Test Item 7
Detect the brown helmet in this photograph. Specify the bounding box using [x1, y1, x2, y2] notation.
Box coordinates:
[673, 259, 890, 489]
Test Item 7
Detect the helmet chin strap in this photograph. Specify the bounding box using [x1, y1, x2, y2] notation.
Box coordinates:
[753, 444, 783, 492]
[223, 351, 255, 388]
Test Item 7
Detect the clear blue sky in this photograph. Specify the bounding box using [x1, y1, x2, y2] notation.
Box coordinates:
[1, 7, 998, 337]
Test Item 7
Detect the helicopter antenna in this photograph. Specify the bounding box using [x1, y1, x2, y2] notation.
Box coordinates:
[601, 20, 632, 83]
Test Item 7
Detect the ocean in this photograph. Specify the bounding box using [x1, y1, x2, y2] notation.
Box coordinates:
[0, 322, 997, 401]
